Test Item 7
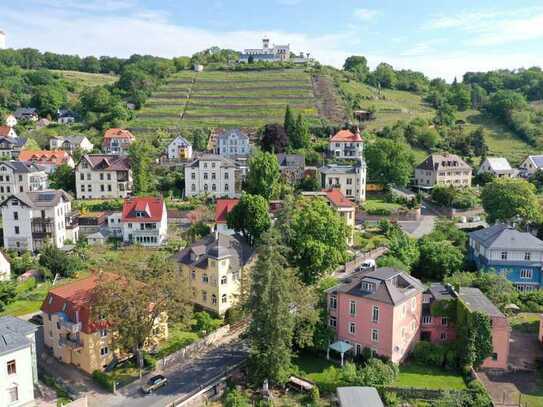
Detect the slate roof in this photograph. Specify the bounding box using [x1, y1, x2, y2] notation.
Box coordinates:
[186, 154, 237, 168]
[469, 224, 543, 251]
[426, 283, 456, 302]
[216, 128, 249, 141]
[330, 129, 363, 143]
[459, 287, 504, 318]
[337, 387, 384, 407]
[176, 233, 254, 271]
[483, 157, 513, 172]
[80, 154, 131, 171]
[0, 316, 37, 356]
[416, 153, 471, 171]
[276, 154, 305, 168]
[1, 190, 71, 208]
[0, 136, 26, 147]
[122, 197, 164, 222]
[329, 267, 424, 306]
[14, 107, 37, 117]
[0, 160, 45, 173]
[319, 162, 366, 174]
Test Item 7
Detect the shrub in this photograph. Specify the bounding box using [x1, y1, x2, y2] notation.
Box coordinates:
[143, 353, 156, 369]
[412, 341, 446, 367]
[225, 307, 245, 325]
[193, 311, 222, 335]
[358, 358, 398, 387]
[92, 370, 114, 392]
[366, 207, 393, 216]
[382, 391, 400, 407]
[310, 385, 320, 403]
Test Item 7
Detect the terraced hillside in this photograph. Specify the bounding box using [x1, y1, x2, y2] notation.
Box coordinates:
[130, 69, 344, 134]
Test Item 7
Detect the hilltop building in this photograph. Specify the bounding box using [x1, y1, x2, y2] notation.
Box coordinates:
[238, 38, 311, 64]
[0, 126, 26, 160]
[319, 162, 367, 202]
[102, 128, 135, 155]
[478, 157, 516, 178]
[184, 154, 240, 198]
[519, 155, 543, 177]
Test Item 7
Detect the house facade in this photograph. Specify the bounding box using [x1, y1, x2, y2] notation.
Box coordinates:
[184, 154, 239, 198]
[102, 128, 135, 155]
[239, 38, 291, 63]
[478, 157, 516, 178]
[469, 224, 543, 291]
[327, 268, 424, 363]
[319, 162, 367, 202]
[0, 316, 38, 407]
[176, 233, 255, 315]
[329, 129, 363, 160]
[50, 136, 94, 153]
[0, 161, 48, 202]
[0, 190, 79, 252]
[276, 154, 305, 183]
[216, 129, 250, 158]
[167, 136, 192, 161]
[121, 197, 168, 246]
[0, 126, 26, 160]
[14, 108, 38, 122]
[519, 155, 543, 177]
[75, 154, 132, 200]
[18, 150, 75, 173]
[414, 153, 472, 188]
[214, 198, 239, 235]
[41, 274, 168, 374]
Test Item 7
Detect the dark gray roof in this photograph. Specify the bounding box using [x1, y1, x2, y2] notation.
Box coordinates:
[416, 153, 471, 171]
[1, 189, 72, 208]
[52, 135, 88, 144]
[469, 224, 543, 251]
[276, 154, 305, 168]
[186, 154, 237, 168]
[14, 107, 37, 117]
[329, 267, 424, 306]
[319, 162, 366, 174]
[426, 283, 456, 302]
[459, 287, 504, 318]
[337, 387, 384, 407]
[216, 128, 249, 141]
[0, 316, 37, 356]
[0, 160, 45, 173]
[527, 155, 543, 168]
[176, 233, 254, 271]
[0, 136, 26, 148]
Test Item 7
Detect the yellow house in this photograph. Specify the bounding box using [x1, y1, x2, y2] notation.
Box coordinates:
[41, 275, 168, 375]
[176, 233, 255, 315]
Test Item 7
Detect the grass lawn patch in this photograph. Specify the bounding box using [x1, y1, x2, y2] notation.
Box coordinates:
[362, 194, 402, 214]
[509, 313, 540, 334]
[394, 362, 467, 390]
[155, 323, 199, 359]
[1, 282, 52, 317]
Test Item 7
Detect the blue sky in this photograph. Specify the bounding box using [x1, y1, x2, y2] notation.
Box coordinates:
[2, 0, 542, 80]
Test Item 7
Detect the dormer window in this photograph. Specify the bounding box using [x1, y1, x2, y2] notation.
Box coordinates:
[361, 281, 375, 292]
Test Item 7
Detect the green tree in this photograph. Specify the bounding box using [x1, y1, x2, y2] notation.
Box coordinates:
[284, 105, 296, 140]
[384, 225, 420, 270]
[185, 221, 211, 242]
[49, 164, 76, 194]
[128, 140, 153, 195]
[32, 84, 67, 118]
[245, 150, 281, 201]
[415, 239, 464, 280]
[433, 103, 456, 127]
[290, 113, 310, 149]
[459, 309, 493, 369]
[193, 311, 222, 334]
[38, 245, 82, 278]
[481, 178, 541, 224]
[487, 90, 528, 121]
[358, 358, 399, 387]
[226, 193, 271, 246]
[371, 63, 397, 89]
[191, 128, 208, 151]
[343, 56, 370, 81]
[0, 281, 17, 312]
[365, 138, 415, 187]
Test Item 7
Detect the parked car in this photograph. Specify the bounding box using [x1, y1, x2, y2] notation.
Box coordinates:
[141, 375, 168, 394]
[360, 259, 376, 272]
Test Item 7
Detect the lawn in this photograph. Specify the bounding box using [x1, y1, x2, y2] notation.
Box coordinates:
[509, 313, 540, 334]
[362, 194, 402, 213]
[52, 69, 118, 87]
[0, 281, 52, 317]
[154, 322, 200, 359]
[393, 362, 467, 390]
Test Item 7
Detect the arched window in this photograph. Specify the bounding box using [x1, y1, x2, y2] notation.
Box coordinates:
[220, 276, 227, 285]
[221, 294, 227, 304]
[211, 294, 217, 304]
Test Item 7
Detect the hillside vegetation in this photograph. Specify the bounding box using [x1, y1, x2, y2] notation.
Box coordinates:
[52, 70, 118, 87]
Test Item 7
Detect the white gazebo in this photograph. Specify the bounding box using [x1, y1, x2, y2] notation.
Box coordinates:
[327, 340, 353, 366]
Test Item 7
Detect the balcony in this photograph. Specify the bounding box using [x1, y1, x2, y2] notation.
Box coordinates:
[59, 318, 82, 334]
[66, 211, 80, 229]
[59, 336, 83, 349]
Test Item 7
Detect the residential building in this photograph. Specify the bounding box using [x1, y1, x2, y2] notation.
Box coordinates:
[106, 212, 122, 237]
[214, 198, 239, 235]
[121, 197, 168, 246]
[49, 135, 94, 153]
[0, 161, 48, 202]
[414, 153, 472, 188]
[421, 284, 509, 370]
[184, 154, 240, 199]
[276, 154, 305, 183]
[0, 251, 10, 281]
[337, 387, 384, 407]
[0, 126, 26, 160]
[0, 316, 38, 407]
[319, 162, 367, 202]
[0, 125, 17, 140]
[75, 154, 132, 200]
[327, 268, 425, 363]
[41, 274, 169, 374]
[57, 109, 77, 124]
[78, 212, 108, 237]
[102, 128, 135, 155]
[167, 136, 192, 160]
[469, 224, 543, 291]
[301, 189, 356, 245]
[13, 108, 38, 122]
[18, 150, 75, 173]
[239, 38, 291, 63]
[329, 129, 363, 159]
[478, 157, 516, 178]
[519, 155, 543, 177]
[216, 129, 250, 158]
[0, 190, 79, 252]
[176, 233, 255, 315]
[5, 114, 17, 128]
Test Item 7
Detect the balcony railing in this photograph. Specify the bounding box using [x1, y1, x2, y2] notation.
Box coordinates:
[59, 318, 82, 334]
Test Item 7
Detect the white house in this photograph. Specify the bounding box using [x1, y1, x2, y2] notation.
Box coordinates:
[519, 155, 543, 177]
[0, 251, 10, 281]
[49, 135, 94, 153]
[75, 154, 132, 200]
[106, 212, 122, 237]
[167, 136, 192, 160]
[121, 197, 168, 246]
[0, 126, 26, 160]
[185, 154, 240, 199]
[0, 161, 48, 202]
[239, 38, 291, 63]
[102, 128, 135, 155]
[414, 153, 472, 188]
[216, 129, 250, 158]
[318, 162, 367, 202]
[0, 316, 38, 407]
[478, 157, 517, 178]
[329, 129, 364, 159]
[0, 190, 79, 252]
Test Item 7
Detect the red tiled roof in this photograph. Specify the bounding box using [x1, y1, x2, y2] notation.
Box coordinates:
[103, 128, 135, 140]
[330, 129, 363, 142]
[122, 196, 165, 222]
[215, 199, 240, 224]
[0, 126, 13, 137]
[19, 150, 72, 166]
[41, 275, 107, 334]
[323, 189, 355, 208]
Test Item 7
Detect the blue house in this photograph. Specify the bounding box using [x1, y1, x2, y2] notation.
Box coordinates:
[469, 224, 543, 292]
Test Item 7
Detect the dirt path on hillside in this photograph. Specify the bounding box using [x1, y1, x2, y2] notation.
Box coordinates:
[312, 74, 347, 124]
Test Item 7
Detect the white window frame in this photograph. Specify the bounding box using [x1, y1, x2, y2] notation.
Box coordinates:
[372, 305, 379, 323]
[349, 300, 356, 316]
[371, 328, 379, 342]
[348, 322, 356, 335]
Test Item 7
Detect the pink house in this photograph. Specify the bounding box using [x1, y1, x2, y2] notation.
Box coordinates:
[421, 283, 457, 344]
[327, 268, 425, 363]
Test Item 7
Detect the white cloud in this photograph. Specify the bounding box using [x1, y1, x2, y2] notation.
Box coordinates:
[353, 8, 379, 21]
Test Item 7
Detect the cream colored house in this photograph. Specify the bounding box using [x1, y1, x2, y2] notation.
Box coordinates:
[75, 154, 132, 200]
[318, 162, 366, 202]
[176, 233, 255, 315]
[414, 153, 472, 189]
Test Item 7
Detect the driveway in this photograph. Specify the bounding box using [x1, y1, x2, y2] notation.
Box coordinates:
[398, 202, 437, 238]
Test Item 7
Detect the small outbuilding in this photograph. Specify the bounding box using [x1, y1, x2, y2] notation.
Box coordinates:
[336, 387, 384, 407]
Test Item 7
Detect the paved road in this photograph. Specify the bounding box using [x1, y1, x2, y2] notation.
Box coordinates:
[96, 340, 248, 407]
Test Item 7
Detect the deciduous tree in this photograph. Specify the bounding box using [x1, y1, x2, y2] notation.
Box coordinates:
[226, 193, 271, 246]
[260, 124, 288, 153]
[128, 140, 153, 195]
[365, 138, 415, 187]
[245, 150, 281, 201]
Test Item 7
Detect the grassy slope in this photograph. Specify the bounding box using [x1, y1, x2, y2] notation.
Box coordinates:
[52, 69, 118, 87]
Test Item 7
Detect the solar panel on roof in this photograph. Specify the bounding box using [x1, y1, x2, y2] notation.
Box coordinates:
[37, 192, 56, 202]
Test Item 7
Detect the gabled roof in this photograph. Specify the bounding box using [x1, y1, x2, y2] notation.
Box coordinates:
[0, 125, 15, 137]
[469, 224, 543, 251]
[276, 154, 305, 168]
[215, 199, 240, 224]
[169, 135, 191, 147]
[483, 157, 513, 172]
[103, 128, 135, 141]
[526, 155, 543, 168]
[14, 107, 37, 117]
[186, 154, 237, 168]
[329, 267, 424, 305]
[319, 162, 366, 174]
[80, 154, 130, 171]
[0, 316, 37, 356]
[216, 128, 250, 141]
[337, 387, 384, 407]
[51, 135, 89, 145]
[416, 153, 471, 171]
[0, 136, 25, 148]
[0, 190, 71, 209]
[330, 129, 363, 143]
[19, 150, 72, 166]
[0, 160, 45, 174]
[122, 197, 165, 222]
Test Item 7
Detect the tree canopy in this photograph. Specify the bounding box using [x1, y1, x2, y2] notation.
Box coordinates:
[245, 150, 281, 201]
[365, 138, 415, 187]
[226, 193, 271, 246]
